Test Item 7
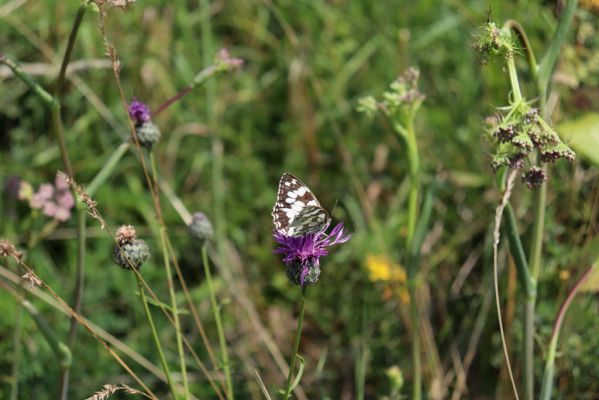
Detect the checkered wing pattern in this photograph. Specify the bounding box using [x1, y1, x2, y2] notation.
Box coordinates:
[272, 173, 330, 237]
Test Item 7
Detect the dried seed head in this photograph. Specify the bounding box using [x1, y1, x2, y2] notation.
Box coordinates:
[522, 166, 547, 189]
[0, 239, 23, 261]
[116, 225, 137, 245]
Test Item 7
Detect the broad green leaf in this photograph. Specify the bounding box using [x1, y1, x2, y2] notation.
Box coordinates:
[558, 113, 599, 166]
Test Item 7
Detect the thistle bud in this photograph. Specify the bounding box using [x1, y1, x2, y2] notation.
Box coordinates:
[114, 240, 150, 270]
[286, 259, 321, 286]
[189, 212, 214, 242]
[135, 121, 161, 149]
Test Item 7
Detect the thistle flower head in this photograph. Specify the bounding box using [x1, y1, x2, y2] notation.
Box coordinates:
[114, 224, 149, 270]
[128, 99, 151, 124]
[273, 221, 351, 286]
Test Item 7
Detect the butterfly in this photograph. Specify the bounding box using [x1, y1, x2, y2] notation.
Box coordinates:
[272, 172, 330, 237]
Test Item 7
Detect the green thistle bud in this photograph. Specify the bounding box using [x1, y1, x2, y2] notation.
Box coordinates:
[135, 121, 161, 149]
[114, 239, 149, 270]
[286, 260, 321, 286]
[189, 212, 214, 242]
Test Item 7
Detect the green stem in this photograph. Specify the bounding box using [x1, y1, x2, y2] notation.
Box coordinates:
[506, 55, 523, 104]
[202, 245, 233, 399]
[87, 142, 131, 197]
[403, 117, 421, 400]
[136, 275, 177, 400]
[150, 153, 189, 399]
[539, 265, 594, 400]
[408, 284, 421, 400]
[503, 20, 539, 82]
[10, 300, 23, 400]
[504, 203, 535, 297]
[0, 56, 55, 107]
[53, 7, 87, 398]
[283, 286, 307, 399]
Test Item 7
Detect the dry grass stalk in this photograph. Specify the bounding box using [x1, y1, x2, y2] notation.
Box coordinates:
[85, 383, 148, 400]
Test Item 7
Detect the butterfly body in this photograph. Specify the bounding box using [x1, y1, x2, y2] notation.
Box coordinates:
[272, 173, 330, 237]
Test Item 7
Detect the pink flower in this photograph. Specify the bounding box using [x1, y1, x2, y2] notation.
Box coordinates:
[27, 173, 74, 222]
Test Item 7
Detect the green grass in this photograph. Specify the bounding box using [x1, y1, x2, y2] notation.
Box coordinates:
[1, 1, 598, 399]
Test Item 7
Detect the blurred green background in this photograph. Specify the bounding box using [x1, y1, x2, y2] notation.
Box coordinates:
[1, 0, 598, 399]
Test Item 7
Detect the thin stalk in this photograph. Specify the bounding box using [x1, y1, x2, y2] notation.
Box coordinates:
[283, 286, 307, 399]
[506, 55, 523, 104]
[136, 275, 177, 400]
[506, 47, 534, 400]
[539, 265, 594, 400]
[9, 300, 23, 400]
[150, 153, 189, 399]
[86, 142, 131, 197]
[403, 117, 421, 400]
[503, 20, 539, 82]
[53, 7, 87, 398]
[408, 284, 421, 400]
[202, 245, 233, 399]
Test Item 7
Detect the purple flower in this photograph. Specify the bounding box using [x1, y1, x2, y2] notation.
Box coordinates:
[128, 99, 151, 124]
[274, 222, 352, 286]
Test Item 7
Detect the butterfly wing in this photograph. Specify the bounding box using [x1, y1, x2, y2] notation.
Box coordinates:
[272, 173, 330, 237]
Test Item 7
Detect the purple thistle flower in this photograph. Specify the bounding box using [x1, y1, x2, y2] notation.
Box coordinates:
[274, 222, 352, 286]
[128, 99, 151, 124]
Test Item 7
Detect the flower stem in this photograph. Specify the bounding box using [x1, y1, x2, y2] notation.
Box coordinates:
[283, 286, 307, 399]
[539, 264, 594, 400]
[9, 300, 23, 400]
[403, 116, 421, 400]
[202, 245, 234, 399]
[136, 275, 177, 400]
[150, 152, 189, 399]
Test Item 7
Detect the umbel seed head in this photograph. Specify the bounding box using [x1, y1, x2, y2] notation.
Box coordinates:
[114, 239, 149, 270]
[135, 121, 161, 149]
[189, 212, 214, 242]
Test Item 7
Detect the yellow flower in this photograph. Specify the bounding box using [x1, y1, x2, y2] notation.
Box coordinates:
[581, 0, 599, 13]
[365, 254, 410, 303]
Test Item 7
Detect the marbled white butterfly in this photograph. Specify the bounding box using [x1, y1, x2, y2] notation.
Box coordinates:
[272, 173, 330, 237]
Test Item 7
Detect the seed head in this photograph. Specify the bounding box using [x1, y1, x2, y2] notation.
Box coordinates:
[522, 166, 547, 189]
[116, 225, 137, 245]
[189, 212, 214, 242]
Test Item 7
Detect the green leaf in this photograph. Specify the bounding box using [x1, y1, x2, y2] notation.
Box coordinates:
[558, 113, 599, 166]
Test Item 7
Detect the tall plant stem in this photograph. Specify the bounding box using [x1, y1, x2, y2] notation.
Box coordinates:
[505, 48, 536, 400]
[9, 299, 23, 400]
[539, 265, 594, 400]
[283, 286, 307, 399]
[47, 5, 88, 398]
[404, 117, 421, 400]
[136, 275, 177, 400]
[150, 152, 189, 399]
[202, 245, 233, 399]
[201, 1, 233, 397]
